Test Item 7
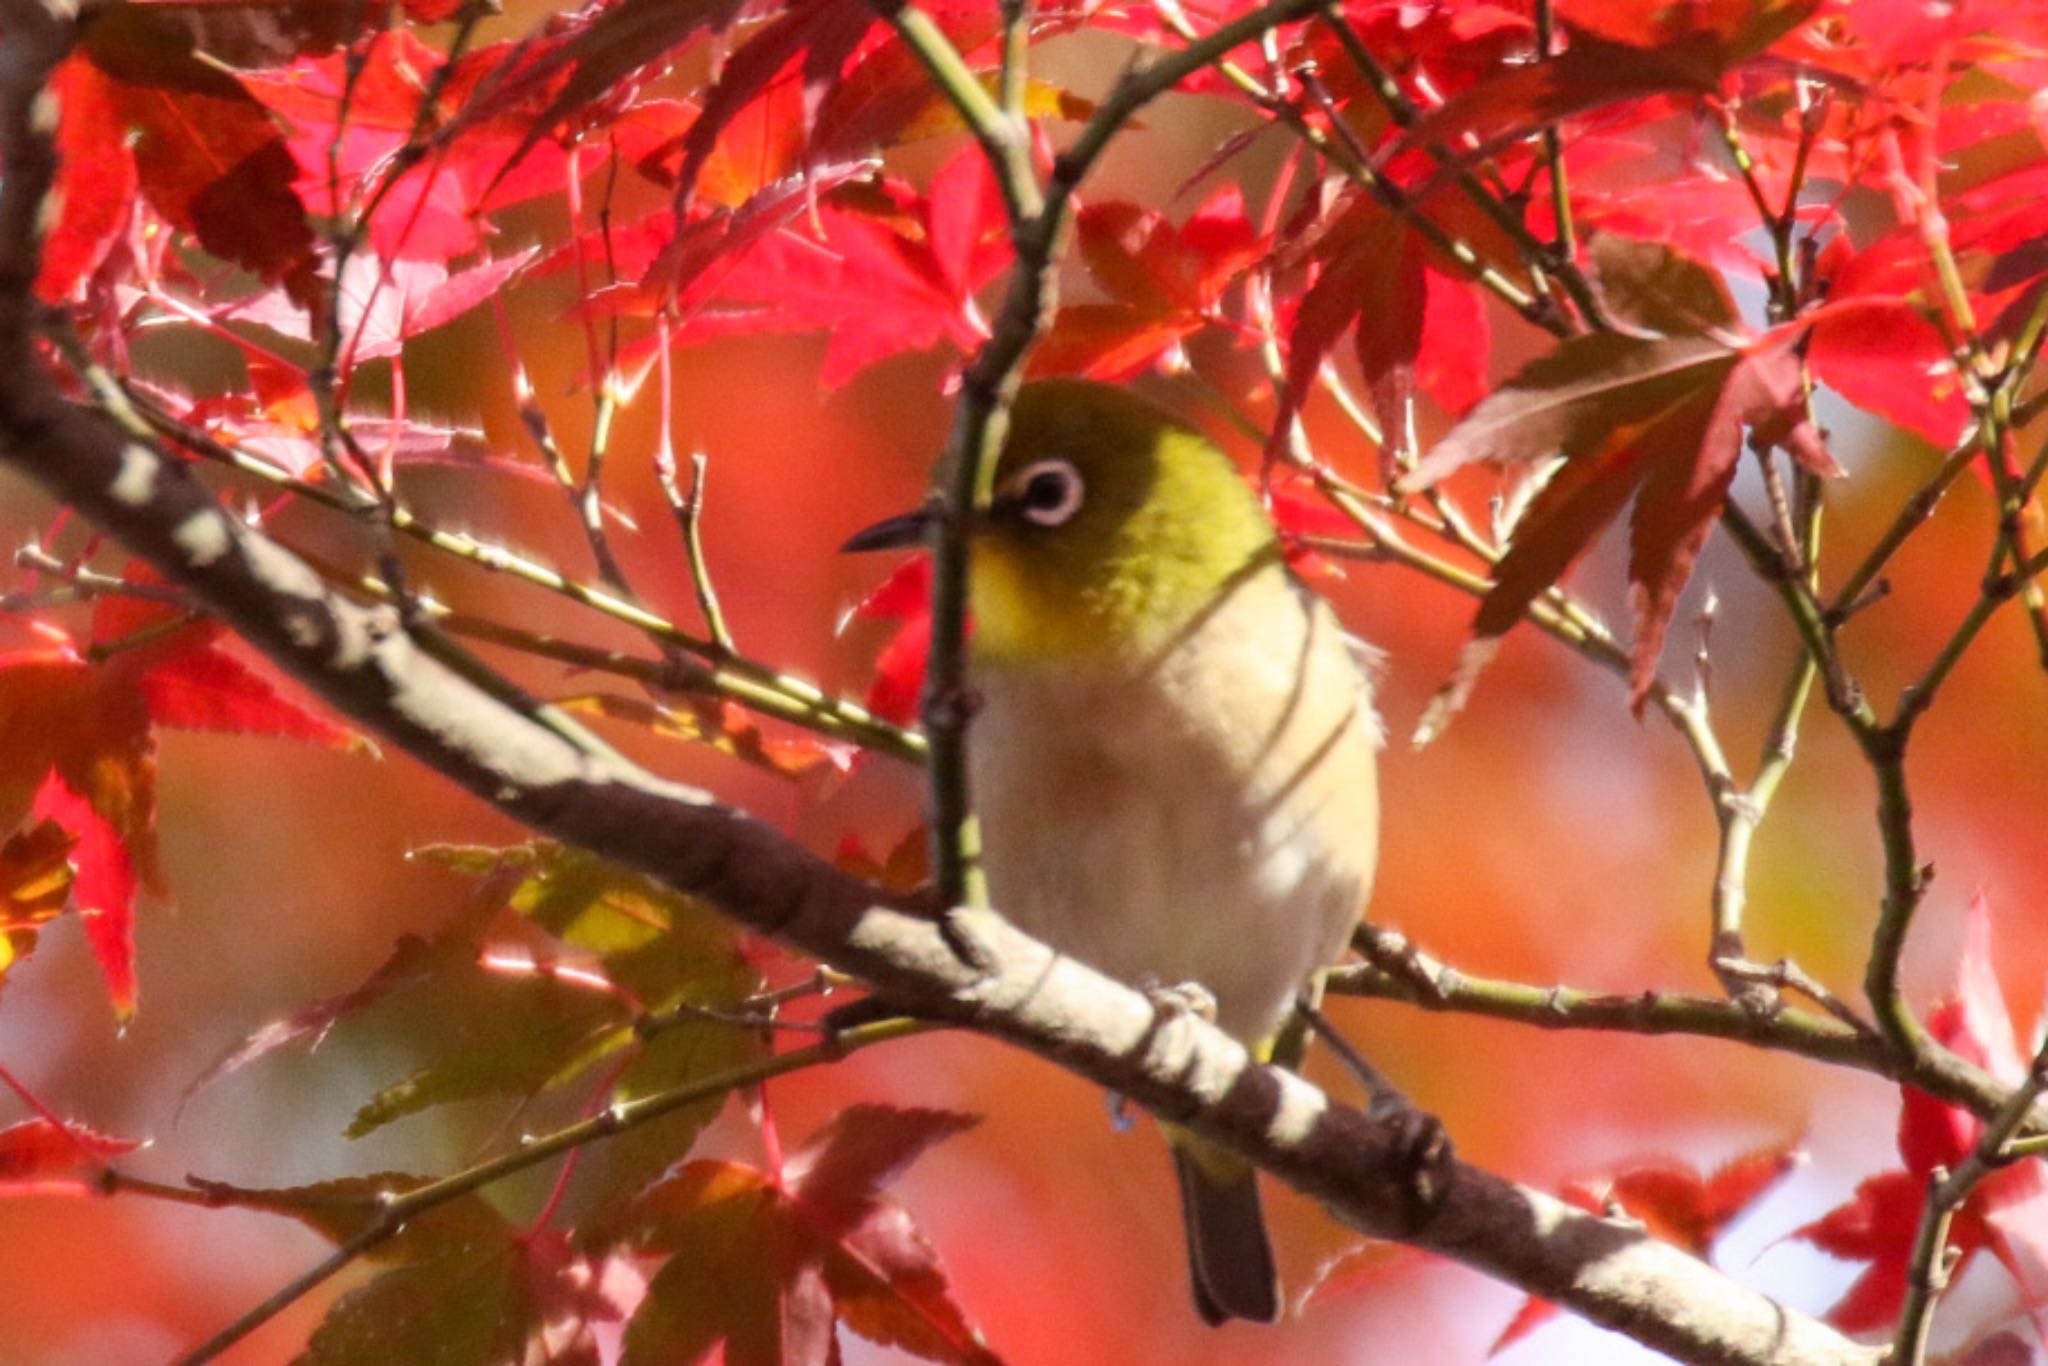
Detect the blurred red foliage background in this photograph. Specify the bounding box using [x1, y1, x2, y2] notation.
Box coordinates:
[7, 1, 2048, 1363]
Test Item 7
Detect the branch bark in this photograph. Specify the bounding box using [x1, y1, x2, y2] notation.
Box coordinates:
[0, 6, 1878, 1364]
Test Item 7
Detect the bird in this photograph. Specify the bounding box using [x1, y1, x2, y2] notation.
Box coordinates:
[843, 378, 1380, 1325]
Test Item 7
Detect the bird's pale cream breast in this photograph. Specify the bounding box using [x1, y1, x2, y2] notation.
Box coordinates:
[969, 560, 1378, 1042]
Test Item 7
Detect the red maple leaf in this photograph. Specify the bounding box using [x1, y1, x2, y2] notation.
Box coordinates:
[845, 554, 933, 728]
[78, 8, 321, 310]
[613, 1105, 995, 1365]
[241, 30, 690, 263]
[1793, 894, 2048, 1334]
[649, 144, 1010, 387]
[0, 585, 367, 1015]
[1403, 318, 1835, 711]
[0, 1064, 143, 1195]
[229, 248, 539, 366]
[1384, 3, 1818, 170]
[662, 0, 881, 201]
[0, 1116, 143, 1194]
[1032, 188, 1265, 381]
[1269, 187, 1491, 468]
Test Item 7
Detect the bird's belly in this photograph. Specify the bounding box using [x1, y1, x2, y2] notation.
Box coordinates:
[971, 719, 1370, 1043]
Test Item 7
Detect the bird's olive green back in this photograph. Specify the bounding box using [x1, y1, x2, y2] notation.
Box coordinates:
[971, 380, 1280, 663]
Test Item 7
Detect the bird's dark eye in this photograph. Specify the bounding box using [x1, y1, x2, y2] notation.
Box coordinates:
[1015, 458, 1084, 527]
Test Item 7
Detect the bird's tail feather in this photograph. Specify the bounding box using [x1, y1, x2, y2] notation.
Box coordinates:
[1172, 1139, 1279, 1326]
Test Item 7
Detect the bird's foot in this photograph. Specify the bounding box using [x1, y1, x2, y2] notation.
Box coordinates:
[1140, 977, 1220, 1025]
[1380, 1102, 1455, 1234]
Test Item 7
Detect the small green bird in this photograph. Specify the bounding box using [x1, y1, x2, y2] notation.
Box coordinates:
[845, 379, 1380, 1325]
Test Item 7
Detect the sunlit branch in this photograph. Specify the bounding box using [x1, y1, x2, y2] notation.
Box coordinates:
[1335, 927, 1874, 1062]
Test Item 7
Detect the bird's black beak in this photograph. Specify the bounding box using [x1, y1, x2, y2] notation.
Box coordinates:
[840, 508, 932, 553]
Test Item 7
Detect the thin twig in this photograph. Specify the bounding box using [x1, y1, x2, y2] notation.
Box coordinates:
[658, 448, 736, 654]
[1890, 1044, 2048, 1366]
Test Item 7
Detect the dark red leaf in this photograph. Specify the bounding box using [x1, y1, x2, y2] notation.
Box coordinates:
[669, 0, 879, 201]
[1384, 32, 1729, 173]
[116, 0, 440, 65]
[83, 11, 319, 309]
[617, 1108, 991, 1366]
[1405, 328, 1822, 710]
[1271, 192, 1490, 462]
[1589, 232, 1740, 337]
[450, 0, 747, 195]
[1352, 220, 1429, 450]
[1625, 334, 1830, 703]
[789, 1106, 980, 1228]
[824, 1197, 992, 1365]
[1268, 197, 1392, 461]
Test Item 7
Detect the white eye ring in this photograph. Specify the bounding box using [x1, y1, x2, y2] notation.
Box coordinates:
[1015, 458, 1085, 527]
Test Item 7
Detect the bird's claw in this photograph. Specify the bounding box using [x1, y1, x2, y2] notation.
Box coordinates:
[1142, 977, 1219, 1024]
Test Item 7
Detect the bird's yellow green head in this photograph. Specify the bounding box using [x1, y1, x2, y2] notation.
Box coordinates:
[843, 379, 1280, 664]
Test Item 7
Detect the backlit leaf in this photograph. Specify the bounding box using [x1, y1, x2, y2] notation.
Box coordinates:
[83, 7, 320, 308]
[0, 819, 76, 977]
[37, 56, 136, 303]
[0, 1115, 143, 1192]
